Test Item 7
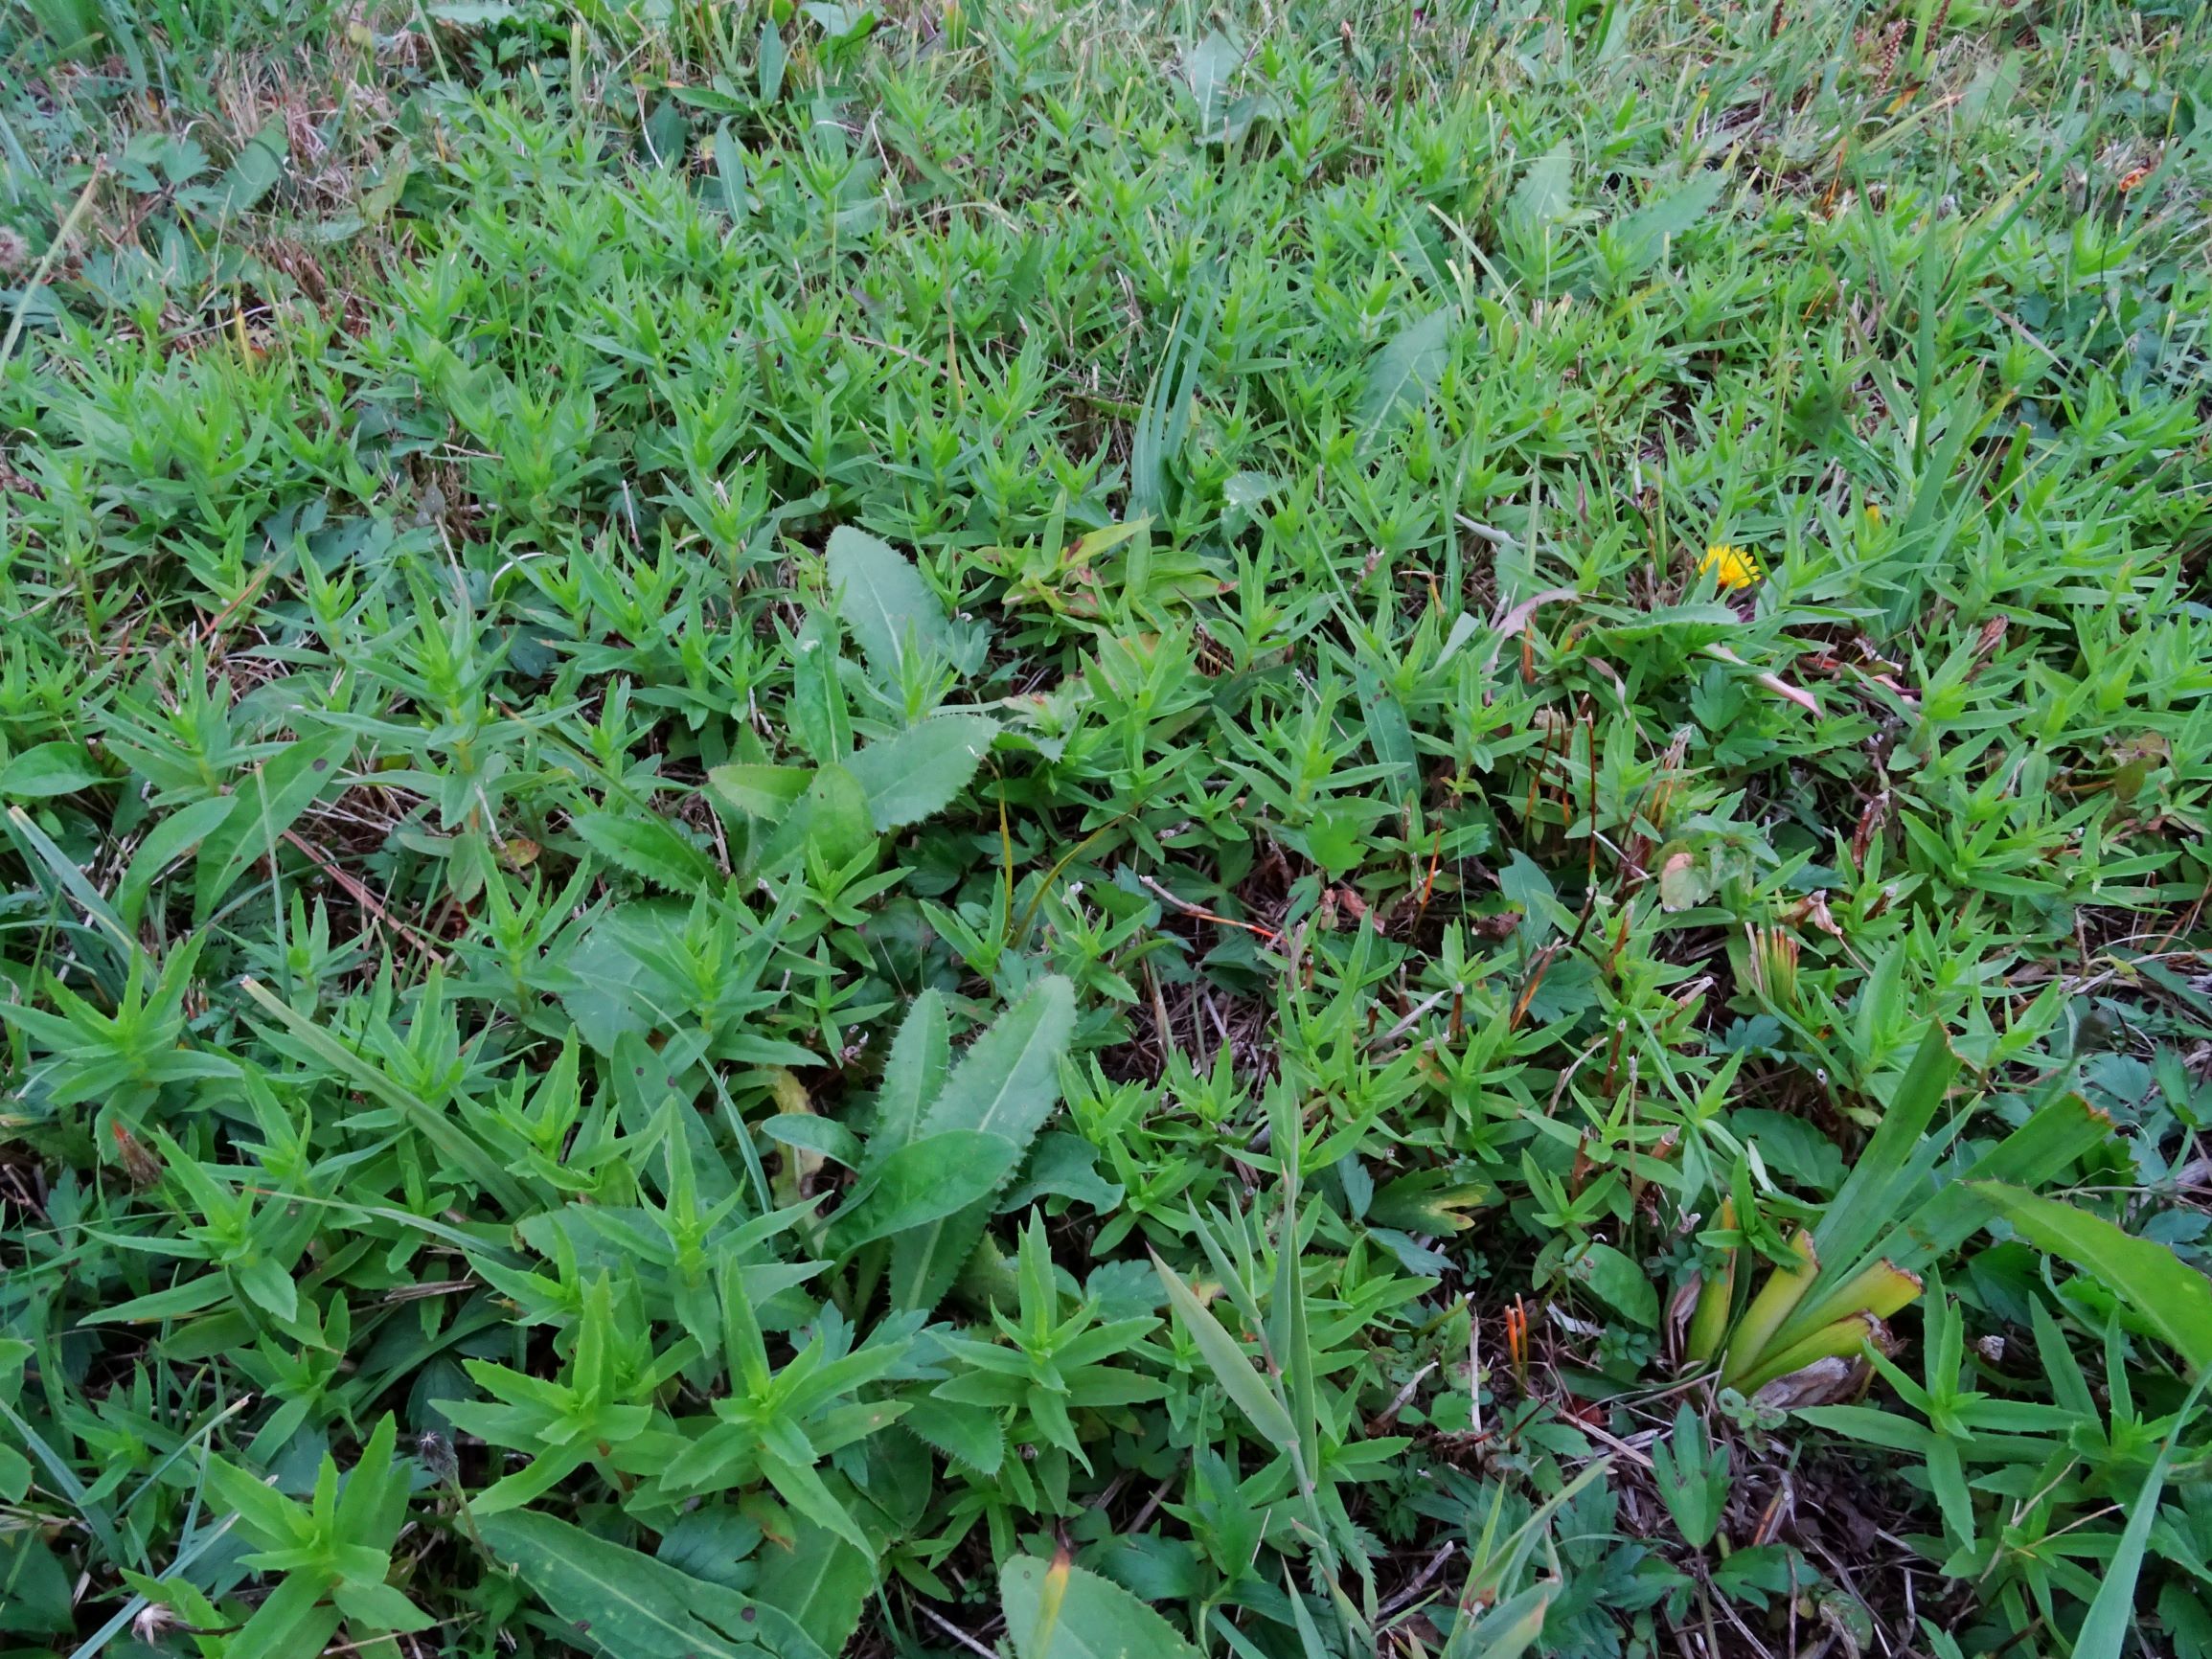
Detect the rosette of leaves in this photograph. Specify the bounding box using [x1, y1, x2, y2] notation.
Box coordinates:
[1684, 1028, 2110, 1396]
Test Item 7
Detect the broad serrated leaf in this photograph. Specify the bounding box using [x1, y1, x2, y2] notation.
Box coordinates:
[477, 1510, 825, 1659]
[846, 715, 996, 830]
[873, 989, 949, 1155]
[999, 1131, 1122, 1212]
[885, 977, 1076, 1311]
[761, 762, 875, 872]
[1506, 143, 1574, 239]
[751, 1516, 877, 1657]
[1355, 306, 1454, 453]
[828, 1129, 1021, 1252]
[903, 1397, 1004, 1474]
[912, 976, 1077, 1147]
[758, 19, 787, 101]
[573, 809, 717, 889]
[1182, 32, 1240, 142]
[1973, 1183, 2212, 1375]
[826, 526, 949, 679]
[1001, 1553, 1201, 1659]
[707, 763, 811, 821]
[202, 120, 287, 222]
[1612, 170, 1724, 274]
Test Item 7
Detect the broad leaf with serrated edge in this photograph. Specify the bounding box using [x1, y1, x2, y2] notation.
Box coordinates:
[477, 1510, 825, 1659]
[827, 525, 948, 678]
[1001, 1552, 1200, 1659]
[1354, 306, 1453, 453]
[845, 715, 997, 830]
[884, 976, 1075, 1311]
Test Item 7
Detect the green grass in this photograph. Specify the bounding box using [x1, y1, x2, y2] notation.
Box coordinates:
[3, 0, 2211, 1654]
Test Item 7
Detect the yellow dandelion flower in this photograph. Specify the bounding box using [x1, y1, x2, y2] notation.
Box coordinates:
[1699, 544, 1762, 590]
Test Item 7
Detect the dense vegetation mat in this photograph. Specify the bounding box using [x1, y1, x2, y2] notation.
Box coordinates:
[3, 0, 2211, 1654]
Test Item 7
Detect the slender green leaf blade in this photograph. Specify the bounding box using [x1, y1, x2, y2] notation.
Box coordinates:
[1807, 1026, 1958, 1274]
[2074, 1374, 2210, 1659]
[194, 727, 353, 920]
[1444, 1578, 1556, 1659]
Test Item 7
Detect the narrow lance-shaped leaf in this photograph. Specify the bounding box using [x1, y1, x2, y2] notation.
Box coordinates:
[1773, 1092, 2109, 1352]
[1807, 1026, 1958, 1273]
[2071, 1372, 2212, 1659]
[1266, 1087, 1318, 1486]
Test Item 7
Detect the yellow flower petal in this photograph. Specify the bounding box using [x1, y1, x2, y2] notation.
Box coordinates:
[1699, 544, 1761, 590]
